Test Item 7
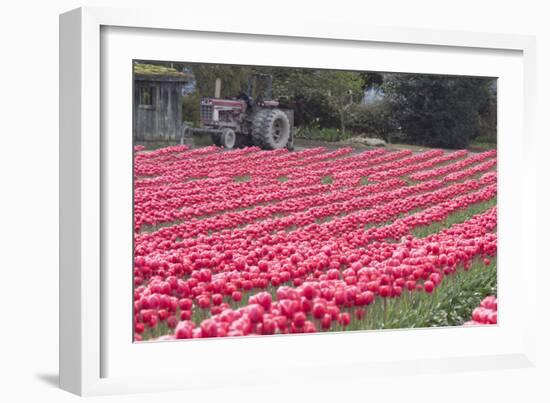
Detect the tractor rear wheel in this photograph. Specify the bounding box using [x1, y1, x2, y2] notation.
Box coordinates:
[251, 109, 290, 150]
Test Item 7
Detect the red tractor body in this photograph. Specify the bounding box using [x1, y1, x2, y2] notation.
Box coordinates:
[183, 74, 294, 150]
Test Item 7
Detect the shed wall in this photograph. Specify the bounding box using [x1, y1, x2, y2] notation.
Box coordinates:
[133, 80, 183, 141]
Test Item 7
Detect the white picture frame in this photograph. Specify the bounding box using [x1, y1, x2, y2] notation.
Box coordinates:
[59, 6, 538, 396]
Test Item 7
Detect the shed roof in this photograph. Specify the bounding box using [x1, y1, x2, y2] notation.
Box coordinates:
[134, 63, 190, 82]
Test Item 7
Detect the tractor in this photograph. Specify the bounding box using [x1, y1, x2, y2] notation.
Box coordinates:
[181, 74, 294, 150]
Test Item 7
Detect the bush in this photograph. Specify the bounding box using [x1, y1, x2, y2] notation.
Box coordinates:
[347, 101, 399, 142]
[295, 125, 346, 142]
[182, 93, 200, 126]
[383, 75, 494, 149]
[475, 91, 497, 144]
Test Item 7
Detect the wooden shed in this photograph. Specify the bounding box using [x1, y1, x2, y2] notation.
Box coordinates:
[133, 63, 190, 142]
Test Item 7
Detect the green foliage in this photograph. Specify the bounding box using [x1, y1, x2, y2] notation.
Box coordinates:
[281, 71, 389, 142]
[181, 92, 200, 126]
[410, 198, 497, 238]
[340, 257, 497, 331]
[321, 175, 333, 184]
[383, 74, 494, 149]
[133, 62, 189, 79]
[192, 64, 253, 98]
[348, 100, 400, 142]
[291, 95, 337, 128]
[469, 141, 498, 151]
[296, 124, 348, 142]
[179, 64, 366, 136]
[138, 61, 497, 149]
[320, 70, 365, 138]
[361, 72, 384, 89]
[271, 68, 365, 138]
[476, 89, 497, 143]
[233, 174, 251, 183]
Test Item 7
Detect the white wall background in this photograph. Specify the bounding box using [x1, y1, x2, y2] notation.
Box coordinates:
[1, 1, 548, 401]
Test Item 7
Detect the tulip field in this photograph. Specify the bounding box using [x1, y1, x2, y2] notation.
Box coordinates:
[133, 144, 498, 341]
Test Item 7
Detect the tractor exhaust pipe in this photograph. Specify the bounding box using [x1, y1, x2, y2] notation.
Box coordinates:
[214, 78, 221, 98]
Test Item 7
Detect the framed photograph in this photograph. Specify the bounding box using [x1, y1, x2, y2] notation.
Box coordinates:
[59, 6, 537, 396]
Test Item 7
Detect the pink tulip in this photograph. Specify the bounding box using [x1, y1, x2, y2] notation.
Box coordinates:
[132, 146, 497, 341]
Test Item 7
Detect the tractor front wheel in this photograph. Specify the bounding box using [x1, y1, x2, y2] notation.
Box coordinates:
[211, 128, 237, 149]
[220, 128, 236, 149]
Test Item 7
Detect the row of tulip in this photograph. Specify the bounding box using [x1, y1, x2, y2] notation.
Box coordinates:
[135, 146, 354, 188]
[133, 148, 392, 223]
[134, 149, 495, 231]
[133, 186, 496, 318]
[464, 295, 498, 325]
[132, 145, 497, 341]
[134, 170, 496, 262]
[134, 147, 390, 229]
[409, 149, 496, 181]
[136, 191, 496, 336]
[367, 149, 468, 181]
[135, 207, 496, 340]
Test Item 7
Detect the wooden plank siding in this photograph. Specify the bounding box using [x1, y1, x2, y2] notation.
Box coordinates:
[133, 77, 185, 141]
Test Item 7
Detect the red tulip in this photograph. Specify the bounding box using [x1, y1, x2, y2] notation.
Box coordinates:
[132, 146, 498, 341]
[231, 291, 242, 302]
[338, 312, 351, 327]
[303, 321, 317, 333]
[321, 314, 332, 330]
[334, 290, 346, 306]
[197, 295, 211, 309]
[247, 304, 265, 324]
[312, 302, 326, 319]
[179, 310, 192, 321]
[135, 322, 145, 334]
[175, 320, 194, 339]
[379, 285, 391, 298]
[200, 319, 218, 337]
[424, 281, 435, 294]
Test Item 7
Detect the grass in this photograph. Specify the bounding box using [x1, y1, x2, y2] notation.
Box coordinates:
[277, 176, 289, 183]
[410, 197, 497, 238]
[140, 220, 183, 234]
[469, 141, 497, 152]
[236, 258, 495, 331]
[140, 257, 496, 340]
[234, 174, 251, 182]
[315, 215, 334, 224]
[321, 175, 333, 184]
[385, 143, 438, 152]
[401, 176, 420, 185]
[340, 257, 497, 331]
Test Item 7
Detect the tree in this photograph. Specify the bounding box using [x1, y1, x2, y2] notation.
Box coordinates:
[161, 62, 366, 138]
[320, 71, 364, 139]
[347, 100, 399, 142]
[191, 64, 253, 98]
[476, 84, 497, 143]
[383, 74, 493, 148]
[271, 69, 364, 139]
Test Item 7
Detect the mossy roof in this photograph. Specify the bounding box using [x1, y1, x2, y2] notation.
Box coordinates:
[134, 63, 190, 81]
